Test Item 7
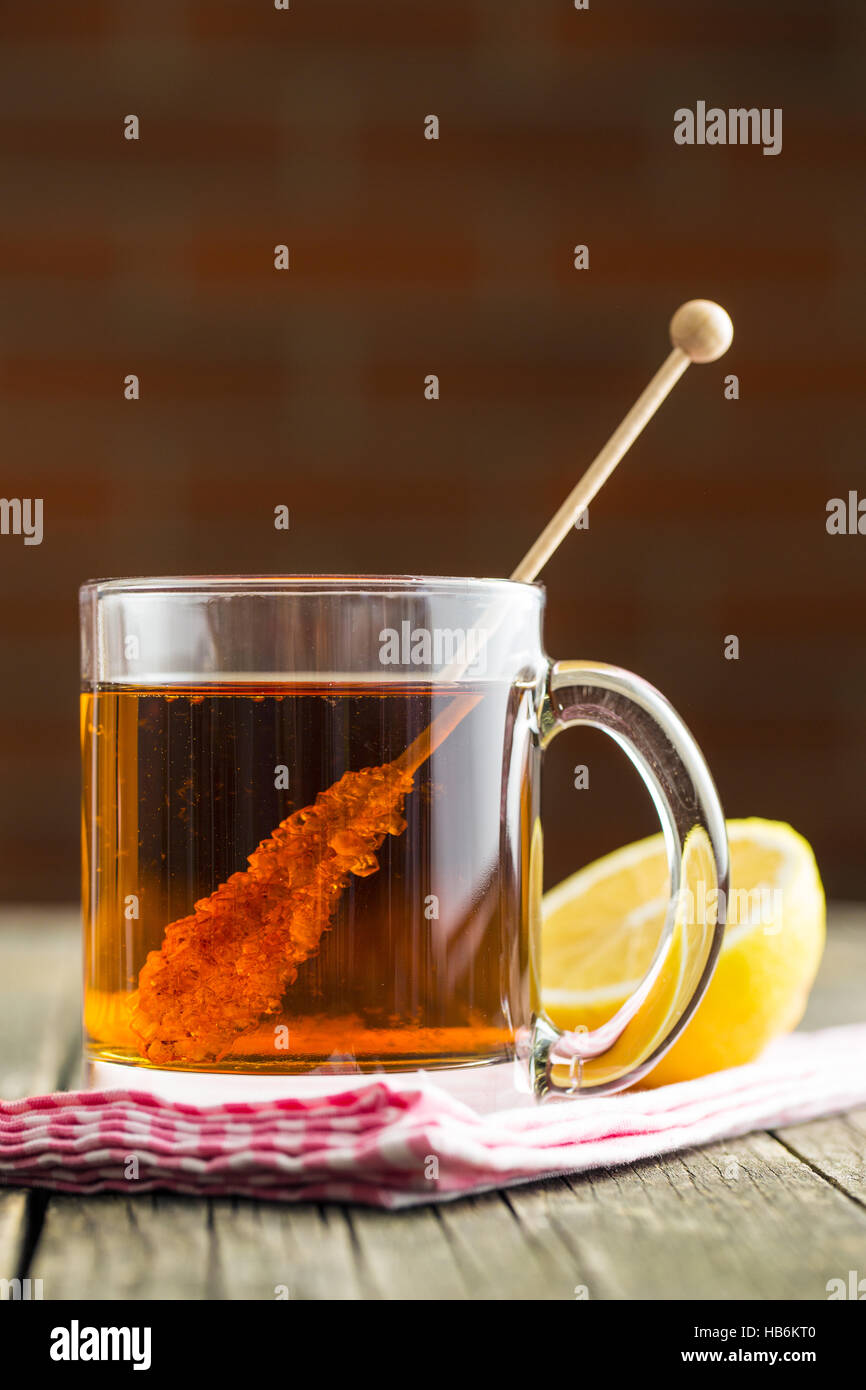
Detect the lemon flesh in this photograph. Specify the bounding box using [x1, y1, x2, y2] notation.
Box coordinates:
[541, 819, 825, 1086]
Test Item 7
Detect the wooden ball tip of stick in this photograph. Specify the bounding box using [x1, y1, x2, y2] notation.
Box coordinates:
[510, 297, 735, 583]
[669, 299, 734, 363]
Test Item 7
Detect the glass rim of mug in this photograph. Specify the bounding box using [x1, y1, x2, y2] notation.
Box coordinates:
[79, 574, 545, 599]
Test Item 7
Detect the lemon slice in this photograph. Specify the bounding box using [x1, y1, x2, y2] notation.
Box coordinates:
[541, 818, 825, 1086]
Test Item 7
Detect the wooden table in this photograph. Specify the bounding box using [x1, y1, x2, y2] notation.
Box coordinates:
[2, 906, 865, 1301]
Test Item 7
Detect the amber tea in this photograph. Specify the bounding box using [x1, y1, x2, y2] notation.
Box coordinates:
[82, 681, 539, 1074]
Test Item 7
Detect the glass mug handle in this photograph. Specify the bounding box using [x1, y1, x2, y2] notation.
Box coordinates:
[528, 660, 729, 1099]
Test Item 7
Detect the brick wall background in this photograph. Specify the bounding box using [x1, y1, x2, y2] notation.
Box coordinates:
[0, 0, 864, 900]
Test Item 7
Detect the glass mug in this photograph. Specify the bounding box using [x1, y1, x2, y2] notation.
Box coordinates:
[80, 576, 727, 1107]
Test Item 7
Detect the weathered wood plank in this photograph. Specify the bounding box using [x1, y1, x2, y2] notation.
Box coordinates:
[772, 1108, 866, 1208]
[209, 1200, 364, 1301]
[36, 1192, 368, 1301]
[515, 1130, 866, 1300]
[434, 1188, 577, 1299]
[0, 1192, 32, 1289]
[347, 1204, 471, 1300]
[210, 1198, 477, 1301]
[33, 1194, 217, 1300]
[0, 909, 80, 1291]
[498, 1178, 598, 1297]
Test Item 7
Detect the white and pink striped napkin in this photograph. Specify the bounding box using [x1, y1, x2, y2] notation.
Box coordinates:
[2, 1024, 864, 1209]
